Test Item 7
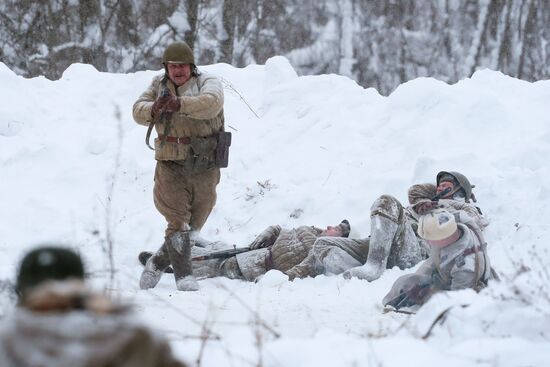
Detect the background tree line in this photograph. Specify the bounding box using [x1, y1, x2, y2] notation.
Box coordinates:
[0, 0, 548, 95]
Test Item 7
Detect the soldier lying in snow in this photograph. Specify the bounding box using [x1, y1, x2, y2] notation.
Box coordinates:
[139, 220, 351, 283]
[286, 171, 489, 282]
[383, 208, 494, 312]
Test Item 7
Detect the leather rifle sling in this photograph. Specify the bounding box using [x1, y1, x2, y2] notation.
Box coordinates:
[145, 77, 171, 150]
[145, 119, 156, 150]
[145, 112, 170, 150]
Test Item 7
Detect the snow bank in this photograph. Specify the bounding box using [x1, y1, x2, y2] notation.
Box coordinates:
[1, 58, 549, 366]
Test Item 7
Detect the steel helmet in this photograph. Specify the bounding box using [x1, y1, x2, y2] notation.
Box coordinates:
[16, 246, 85, 297]
[162, 42, 195, 65]
[436, 171, 475, 202]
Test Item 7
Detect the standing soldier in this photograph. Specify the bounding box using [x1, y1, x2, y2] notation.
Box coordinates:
[133, 41, 228, 291]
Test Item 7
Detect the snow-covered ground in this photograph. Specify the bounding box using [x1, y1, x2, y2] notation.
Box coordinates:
[1, 56, 549, 366]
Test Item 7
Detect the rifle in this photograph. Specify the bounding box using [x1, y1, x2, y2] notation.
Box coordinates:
[192, 246, 251, 261]
[413, 187, 452, 214]
[384, 281, 433, 311]
[138, 246, 253, 273]
[145, 82, 171, 150]
[430, 186, 452, 201]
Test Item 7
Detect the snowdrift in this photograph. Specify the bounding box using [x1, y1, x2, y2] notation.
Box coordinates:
[1, 57, 549, 366]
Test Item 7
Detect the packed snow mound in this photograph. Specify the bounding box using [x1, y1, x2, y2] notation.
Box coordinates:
[263, 55, 298, 91]
[1, 59, 549, 366]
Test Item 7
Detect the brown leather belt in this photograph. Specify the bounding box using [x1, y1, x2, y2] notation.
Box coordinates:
[158, 135, 191, 144]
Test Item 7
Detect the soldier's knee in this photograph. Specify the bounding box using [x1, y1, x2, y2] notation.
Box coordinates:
[370, 195, 403, 223]
[167, 220, 191, 233]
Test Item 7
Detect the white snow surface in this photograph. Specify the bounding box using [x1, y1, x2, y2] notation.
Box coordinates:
[1, 57, 550, 366]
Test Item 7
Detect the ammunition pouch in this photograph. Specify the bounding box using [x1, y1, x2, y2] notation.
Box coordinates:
[183, 136, 218, 173]
[180, 131, 231, 173]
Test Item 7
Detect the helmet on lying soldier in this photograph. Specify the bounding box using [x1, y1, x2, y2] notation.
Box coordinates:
[417, 209, 457, 240]
[436, 171, 476, 203]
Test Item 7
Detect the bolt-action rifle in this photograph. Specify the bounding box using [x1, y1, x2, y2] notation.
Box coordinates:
[138, 246, 253, 274]
[191, 246, 251, 261]
[430, 186, 452, 201]
[383, 281, 433, 312]
[412, 186, 452, 214]
[145, 82, 171, 150]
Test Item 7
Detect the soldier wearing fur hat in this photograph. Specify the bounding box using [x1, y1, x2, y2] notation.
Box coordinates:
[294, 171, 488, 282]
[133, 41, 227, 291]
[0, 246, 187, 367]
[382, 209, 493, 311]
[139, 220, 351, 281]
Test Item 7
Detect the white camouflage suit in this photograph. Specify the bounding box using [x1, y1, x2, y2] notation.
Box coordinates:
[288, 183, 489, 281]
[382, 214, 492, 309]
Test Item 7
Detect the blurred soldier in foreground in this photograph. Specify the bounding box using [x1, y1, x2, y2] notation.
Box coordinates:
[139, 220, 351, 282]
[133, 41, 230, 291]
[288, 171, 488, 281]
[0, 246, 187, 367]
[382, 209, 493, 312]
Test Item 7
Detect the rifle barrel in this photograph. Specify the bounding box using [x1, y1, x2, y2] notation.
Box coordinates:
[192, 247, 251, 261]
[430, 187, 451, 201]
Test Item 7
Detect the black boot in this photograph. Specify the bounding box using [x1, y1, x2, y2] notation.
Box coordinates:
[139, 242, 171, 289]
[139, 251, 174, 273]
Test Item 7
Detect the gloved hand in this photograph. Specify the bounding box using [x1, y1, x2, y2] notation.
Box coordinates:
[248, 226, 280, 249]
[151, 95, 180, 118]
[151, 95, 171, 119]
[414, 200, 439, 215]
[403, 282, 433, 305]
[249, 233, 270, 249]
[385, 282, 433, 309]
[162, 95, 181, 113]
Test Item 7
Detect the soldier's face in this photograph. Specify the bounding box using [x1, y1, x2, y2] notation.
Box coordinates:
[321, 225, 343, 237]
[167, 63, 192, 86]
[437, 181, 454, 198]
